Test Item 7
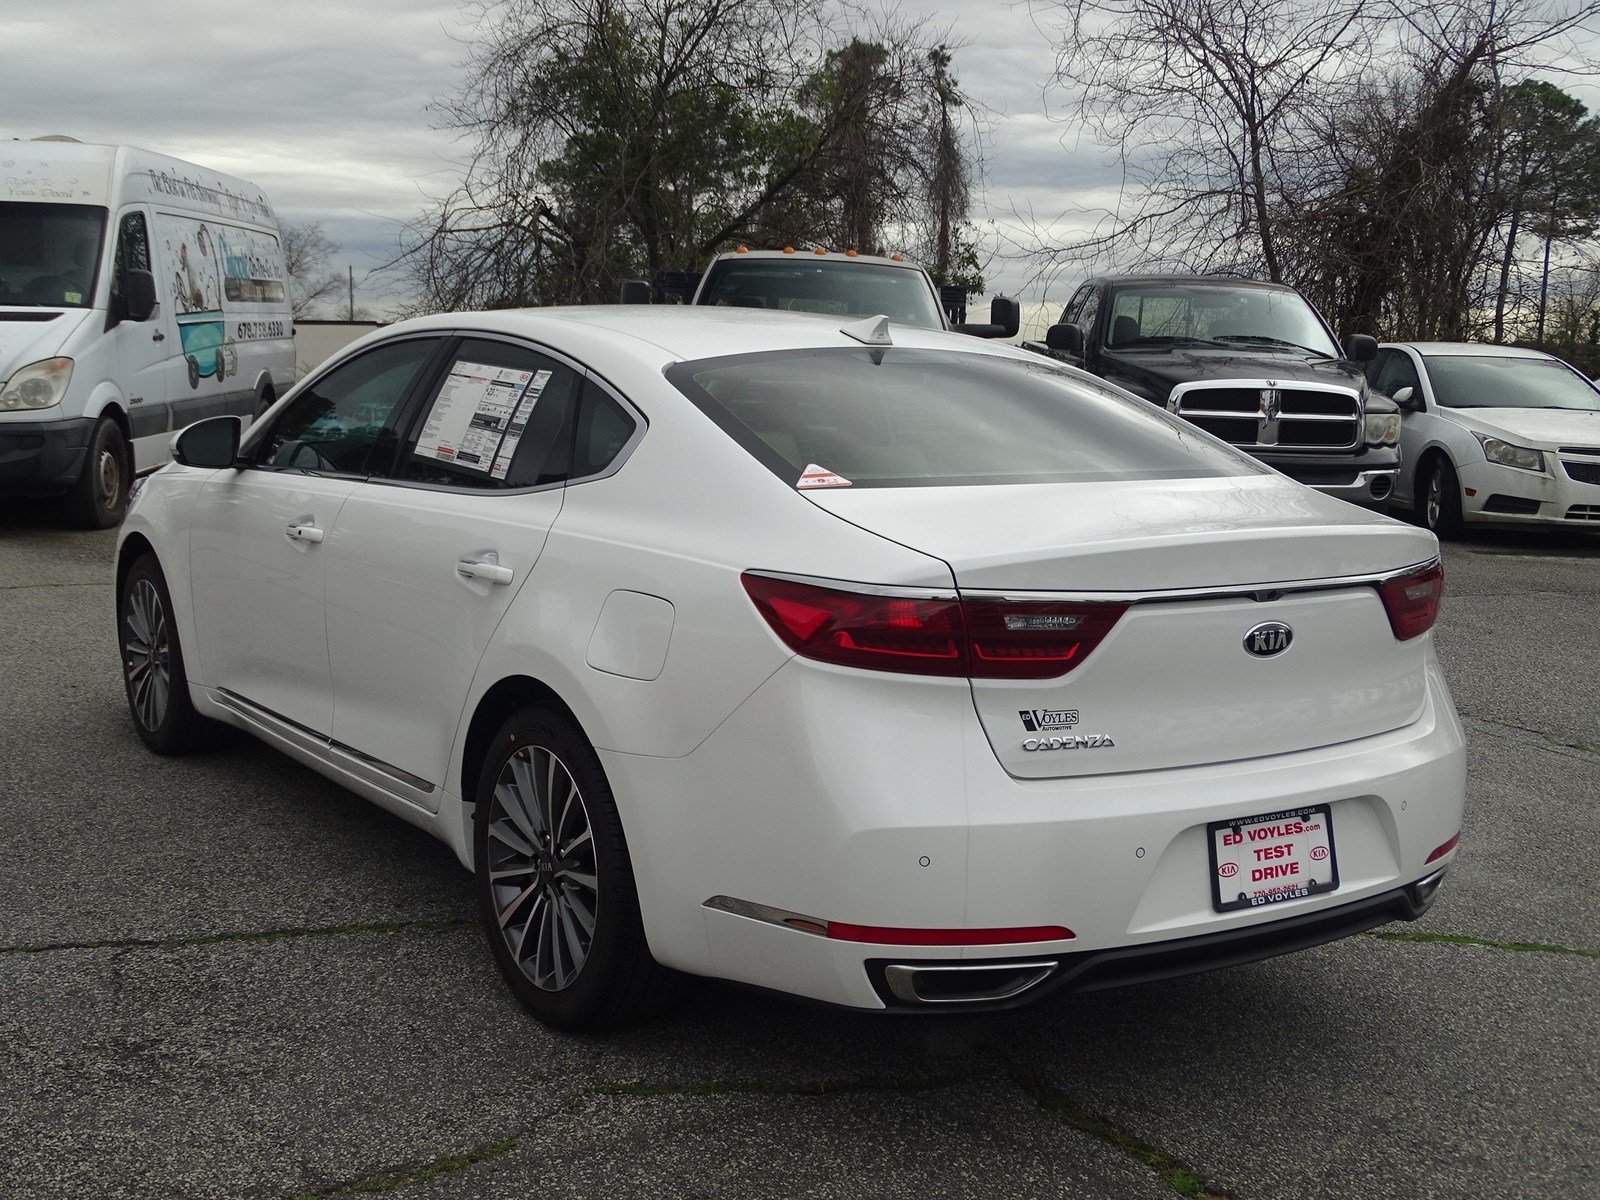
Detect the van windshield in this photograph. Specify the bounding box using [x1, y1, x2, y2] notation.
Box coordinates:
[0, 203, 107, 308]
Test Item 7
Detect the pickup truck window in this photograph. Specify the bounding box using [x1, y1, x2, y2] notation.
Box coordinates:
[1105, 283, 1340, 358]
[699, 261, 944, 329]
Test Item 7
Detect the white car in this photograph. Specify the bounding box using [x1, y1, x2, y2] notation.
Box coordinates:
[1371, 342, 1600, 533]
[116, 307, 1466, 1029]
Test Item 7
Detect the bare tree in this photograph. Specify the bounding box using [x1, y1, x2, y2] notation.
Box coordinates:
[281, 220, 345, 319]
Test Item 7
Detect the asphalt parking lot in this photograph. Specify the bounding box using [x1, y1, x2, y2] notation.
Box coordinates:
[1, 501, 1596, 1200]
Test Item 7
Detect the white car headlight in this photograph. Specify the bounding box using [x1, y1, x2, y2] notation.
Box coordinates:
[0, 357, 74, 411]
[1363, 411, 1402, 446]
[1474, 434, 1544, 473]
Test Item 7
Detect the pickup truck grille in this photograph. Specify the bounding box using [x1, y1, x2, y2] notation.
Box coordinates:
[1168, 380, 1362, 450]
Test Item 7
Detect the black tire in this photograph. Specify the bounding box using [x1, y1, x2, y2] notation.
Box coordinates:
[63, 417, 130, 529]
[473, 706, 683, 1031]
[254, 386, 275, 421]
[1420, 455, 1463, 537]
[118, 554, 221, 754]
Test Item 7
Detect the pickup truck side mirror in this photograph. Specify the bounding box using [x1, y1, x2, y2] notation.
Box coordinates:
[172, 415, 242, 469]
[1392, 386, 1417, 408]
[125, 269, 158, 323]
[619, 279, 652, 305]
[1343, 333, 1378, 362]
[1045, 323, 1085, 356]
[952, 296, 1021, 340]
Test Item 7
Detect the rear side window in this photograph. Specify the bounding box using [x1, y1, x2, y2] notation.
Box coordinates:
[252, 338, 439, 475]
[397, 338, 579, 490]
[667, 348, 1265, 488]
[572, 382, 639, 479]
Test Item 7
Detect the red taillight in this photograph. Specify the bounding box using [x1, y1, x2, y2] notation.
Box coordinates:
[740, 574, 1127, 679]
[1425, 831, 1461, 863]
[740, 574, 965, 676]
[825, 922, 1074, 945]
[1376, 560, 1443, 640]
[961, 598, 1129, 679]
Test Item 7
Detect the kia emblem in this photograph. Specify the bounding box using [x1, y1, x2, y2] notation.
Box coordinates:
[1244, 621, 1293, 657]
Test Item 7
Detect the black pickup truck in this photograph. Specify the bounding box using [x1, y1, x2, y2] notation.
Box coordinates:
[1025, 275, 1400, 507]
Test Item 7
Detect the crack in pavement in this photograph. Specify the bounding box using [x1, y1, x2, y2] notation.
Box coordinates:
[0, 580, 107, 590]
[988, 1053, 1234, 1199]
[0, 917, 474, 957]
[1366, 930, 1598, 959]
[277, 1066, 1233, 1199]
[1460, 713, 1597, 758]
[283, 1136, 523, 1198]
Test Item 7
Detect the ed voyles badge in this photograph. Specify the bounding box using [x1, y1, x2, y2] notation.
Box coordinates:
[797, 463, 852, 489]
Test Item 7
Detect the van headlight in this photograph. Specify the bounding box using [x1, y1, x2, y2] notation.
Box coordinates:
[0, 357, 74, 410]
[1474, 433, 1545, 472]
[1363, 411, 1402, 446]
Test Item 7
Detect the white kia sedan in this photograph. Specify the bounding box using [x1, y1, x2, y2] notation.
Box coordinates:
[116, 307, 1465, 1029]
[1370, 342, 1600, 533]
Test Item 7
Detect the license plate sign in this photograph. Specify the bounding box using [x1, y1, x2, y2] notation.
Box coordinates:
[1208, 805, 1338, 913]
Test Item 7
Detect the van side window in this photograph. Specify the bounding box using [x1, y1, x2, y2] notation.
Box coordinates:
[253, 339, 440, 476]
[396, 339, 579, 490]
[110, 212, 150, 319]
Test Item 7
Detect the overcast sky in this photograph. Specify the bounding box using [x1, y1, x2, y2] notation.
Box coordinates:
[5, 1, 1593, 325]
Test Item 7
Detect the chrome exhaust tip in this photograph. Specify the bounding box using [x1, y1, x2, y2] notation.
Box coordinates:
[882, 960, 1058, 1005]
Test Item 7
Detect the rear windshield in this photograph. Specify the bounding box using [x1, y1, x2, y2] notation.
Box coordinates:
[699, 261, 945, 329]
[667, 348, 1266, 488]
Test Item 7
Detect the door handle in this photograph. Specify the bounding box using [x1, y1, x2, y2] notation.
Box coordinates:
[152, 331, 165, 342]
[285, 522, 325, 544]
[458, 554, 513, 585]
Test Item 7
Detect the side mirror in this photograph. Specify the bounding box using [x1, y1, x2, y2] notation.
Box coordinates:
[1045, 323, 1085, 356]
[1392, 386, 1417, 408]
[126, 269, 158, 323]
[172, 415, 241, 469]
[988, 296, 1021, 339]
[1343, 333, 1378, 362]
[619, 279, 652, 305]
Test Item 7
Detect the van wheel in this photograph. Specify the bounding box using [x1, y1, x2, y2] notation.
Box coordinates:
[473, 706, 683, 1030]
[254, 387, 275, 420]
[64, 417, 129, 529]
[118, 553, 220, 754]
[186, 356, 200, 389]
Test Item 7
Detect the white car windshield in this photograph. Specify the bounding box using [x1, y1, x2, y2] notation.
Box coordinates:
[669, 348, 1265, 487]
[1425, 355, 1600, 411]
[1104, 284, 1341, 358]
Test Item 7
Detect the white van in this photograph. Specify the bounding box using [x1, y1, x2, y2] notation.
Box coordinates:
[0, 139, 294, 526]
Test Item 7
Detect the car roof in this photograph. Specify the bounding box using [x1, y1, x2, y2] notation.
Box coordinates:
[1091, 274, 1294, 291]
[711, 250, 923, 270]
[1383, 341, 1558, 360]
[373, 304, 1012, 365]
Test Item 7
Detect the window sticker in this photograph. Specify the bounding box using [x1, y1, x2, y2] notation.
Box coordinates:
[414, 362, 553, 475]
[797, 463, 852, 489]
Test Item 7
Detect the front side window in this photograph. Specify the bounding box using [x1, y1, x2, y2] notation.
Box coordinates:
[669, 348, 1265, 488]
[397, 338, 579, 490]
[1424, 355, 1600, 411]
[1104, 284, 1340, 357]
[0, 202, 107, 308]
[251, 338, 440, 475]
[700, 261, 945, 329]
[110, 211, 151, 318]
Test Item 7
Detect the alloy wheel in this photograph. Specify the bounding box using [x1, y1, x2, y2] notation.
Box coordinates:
[123, 579, 171, 731]
[485, 745, 599, 991]
[1425, 468, 1442, 529]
